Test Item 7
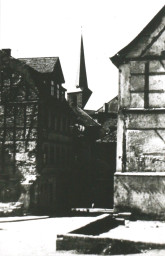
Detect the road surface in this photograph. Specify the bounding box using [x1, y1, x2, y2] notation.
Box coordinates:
[0, 216, 165, 256]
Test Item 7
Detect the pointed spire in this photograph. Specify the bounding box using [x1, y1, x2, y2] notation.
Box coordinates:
[67, 31, 92, 109]
[75, 33, 88, 91]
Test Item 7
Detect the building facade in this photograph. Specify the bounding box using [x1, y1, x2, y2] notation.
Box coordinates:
[111, 6, 165, 218]
[0, 49, 73, 214]
[94, 97, 118, 208]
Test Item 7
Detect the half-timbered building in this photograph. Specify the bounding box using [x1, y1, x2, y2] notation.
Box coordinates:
[0, 49, 73, 214]
[111, 5, 165, 219]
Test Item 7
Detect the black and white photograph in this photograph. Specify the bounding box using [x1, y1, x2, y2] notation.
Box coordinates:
[0, 0, 165, 255]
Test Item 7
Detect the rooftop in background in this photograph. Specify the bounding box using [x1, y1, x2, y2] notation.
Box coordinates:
[85, 96, 118, 115]
[18, 57, 59, 73]
[84, 109, 96, 115]
[18, 56, 65, 83]
[96, 131, 117, 143]
[97, 96, 118, 113]
[71, 106, 100, 127]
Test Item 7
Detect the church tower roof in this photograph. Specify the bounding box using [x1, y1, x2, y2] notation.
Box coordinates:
[68, 33, 92, 109]
[75, 35, 88, 91]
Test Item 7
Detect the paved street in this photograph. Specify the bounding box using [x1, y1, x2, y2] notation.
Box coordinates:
[0, 216, 165, 256]
[0, 216, 96, 256]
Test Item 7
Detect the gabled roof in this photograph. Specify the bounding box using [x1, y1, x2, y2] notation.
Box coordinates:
[111, 5, 165, 67]
[71, 106, 100, 127]
[18, 57, 59, 73]
[19, 56, 65, 83]
[0, 49, 39, 94]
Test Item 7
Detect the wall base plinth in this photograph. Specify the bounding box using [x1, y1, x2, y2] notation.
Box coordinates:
[114, 172, 165, 220]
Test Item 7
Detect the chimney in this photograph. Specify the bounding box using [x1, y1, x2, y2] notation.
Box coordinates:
[2, 49, 11, 56]
[103, 103, 108, 113]
[67, 93, 78, 107]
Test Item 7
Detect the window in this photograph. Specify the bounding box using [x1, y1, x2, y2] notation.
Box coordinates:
[48, 110, 51, 128]
[50, 145, 54, 164]
[51, 81, 55, 96]
[61, 90, 65, 101]
[64, 117, 68, 132]
[57, 84, 60, 99]
[60, 116, 64, 132]
[51, 85, 54, 96]
[144, 62, 149, 108]
[43, 144, 49, 165]
[54, 116, 58, 131]
[130, 61, 165, 108]
[56, 146, 60, 164]
[50, 112, 55, 130]
[57, 116, 60, 131]
[54, 86, 57, 98]
[65, 147, 68, 164]
[61, 146, 65, 165]
[55, 116, 61, 132]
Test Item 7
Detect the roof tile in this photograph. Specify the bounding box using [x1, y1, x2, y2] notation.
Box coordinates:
[18, 57, 59, 73]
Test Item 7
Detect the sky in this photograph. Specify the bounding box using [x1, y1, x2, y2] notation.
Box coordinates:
[0, 0, 165, 110]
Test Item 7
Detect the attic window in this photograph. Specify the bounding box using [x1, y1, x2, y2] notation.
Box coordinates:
[57, 84, 60, 99]
[51, 85, 54, 96]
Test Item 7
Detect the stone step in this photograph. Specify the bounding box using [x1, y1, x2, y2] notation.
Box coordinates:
[71, 208, 114, 214]
[113, 211, 131, 220]
[113, 212, 132, 227]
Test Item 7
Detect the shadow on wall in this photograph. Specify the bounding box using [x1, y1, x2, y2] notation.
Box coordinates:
[0, 145, 22, 203]
[70, 158, 114, 209]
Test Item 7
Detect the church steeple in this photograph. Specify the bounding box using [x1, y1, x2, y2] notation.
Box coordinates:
[67, 34, 92, 109]
[76, 35, 88, 91]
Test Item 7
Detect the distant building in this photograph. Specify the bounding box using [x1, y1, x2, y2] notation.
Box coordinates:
[67, 35, 103, 208]
[0, 49, 73, 214]
[111, 5, 165, 219]
[88, 95, 118, 141]
[67, 35, 119, 208]
[85, 96, 118, 208]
